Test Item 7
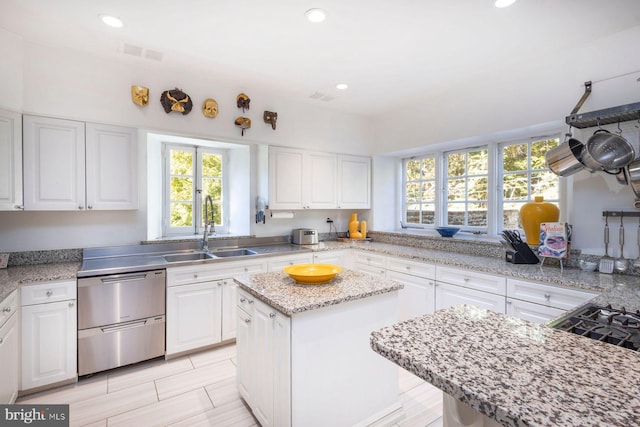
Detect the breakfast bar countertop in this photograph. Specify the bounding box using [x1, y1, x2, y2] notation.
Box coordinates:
[233, 269, 402, 316]
[370, 304, 640, 427]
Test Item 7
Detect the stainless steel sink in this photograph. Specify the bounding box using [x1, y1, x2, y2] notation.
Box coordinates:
[163, 252, 216, 262]
[210, 248, 258, 257]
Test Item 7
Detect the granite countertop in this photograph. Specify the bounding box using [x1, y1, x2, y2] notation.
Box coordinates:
[315, 241, 640, 311]
[370, 304, 640, 427]
[0, 262, 80, 302]
[234, 269, 402, 316]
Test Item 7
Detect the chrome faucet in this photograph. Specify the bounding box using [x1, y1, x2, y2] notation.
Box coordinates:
[201, 195, 215, 250]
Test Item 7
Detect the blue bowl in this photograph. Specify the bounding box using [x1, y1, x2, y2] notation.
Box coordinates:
[435, 227, 460, 237]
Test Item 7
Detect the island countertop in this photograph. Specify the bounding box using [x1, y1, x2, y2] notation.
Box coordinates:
[370, 304, 640, 427]
[233, 269, 403, 316]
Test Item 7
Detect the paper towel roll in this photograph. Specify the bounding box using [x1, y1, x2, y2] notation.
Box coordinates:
[270, 211, 295, 219]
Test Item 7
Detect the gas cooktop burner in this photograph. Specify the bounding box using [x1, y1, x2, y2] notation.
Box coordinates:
[554, 304, 640, 352]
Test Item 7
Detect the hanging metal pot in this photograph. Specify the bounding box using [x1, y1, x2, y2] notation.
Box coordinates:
[585, 129, 635, 170]
[627, 159, 640, 198]
[545, 137, 586, 177]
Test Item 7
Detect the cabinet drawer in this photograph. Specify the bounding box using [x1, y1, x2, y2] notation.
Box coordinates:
[267, 253, 314, 272]
[353, 252, 386, 269]
[506, 298, 565, 324]
[0, 290, 18, 329]
[386, 257, 435, 279]
[167, 259, 267, 286]
[435, 266, 506, 295]
[313, 250, 344, 266]
[506, 279, 597, 310]
[21, 280, 76, 306]
[236, 288, 256, 314]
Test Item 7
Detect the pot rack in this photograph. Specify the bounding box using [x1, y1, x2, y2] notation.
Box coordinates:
[566, 81, 640, 129]
[602, 210, 640, 218]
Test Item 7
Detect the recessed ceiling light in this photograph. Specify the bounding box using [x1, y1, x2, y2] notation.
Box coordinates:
[305, 8, 326, 23]
[336, 83, 349, 90]
[100, 14, 124, 28]
[495, 0, 517, 7]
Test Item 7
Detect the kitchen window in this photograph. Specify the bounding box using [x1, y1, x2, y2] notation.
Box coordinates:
[163, 144, 226, 236]
[401, 132, 562, 236]
[444, 147, 489, 227]
[499, 138, 560, 229]
[403, 156, 437, 225]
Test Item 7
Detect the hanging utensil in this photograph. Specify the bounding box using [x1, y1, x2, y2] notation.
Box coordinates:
[599, 213, 614, 274]
[614, 214, 628, 273]
[634, 216, 640, 268]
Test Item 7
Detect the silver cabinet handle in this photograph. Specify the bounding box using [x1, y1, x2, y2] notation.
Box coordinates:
[244, 267, 249, 272]
[506, 300, 512, 305]
[269, 312, 276, 318]
[240, 297, 246, 303]
[248, 299, 254, 304]
[0, 337, 3, 344]
[69, 301, 75, 308]
[15, 205, 24, 210]
[544, 293, 551, 300]
[3, 306, 11, 313]
[78, 205, 83, 210]
[244, 318, 251, 323]
[193, 274, 198, 279]
[87, 205, 93, 210]
[463, 277, 470, 282]
[46, 290, 53, 297]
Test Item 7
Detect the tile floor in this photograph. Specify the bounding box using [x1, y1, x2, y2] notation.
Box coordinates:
[16, 343, 443, 427]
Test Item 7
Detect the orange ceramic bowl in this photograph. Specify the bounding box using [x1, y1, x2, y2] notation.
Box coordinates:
[283, 264, 342, 284]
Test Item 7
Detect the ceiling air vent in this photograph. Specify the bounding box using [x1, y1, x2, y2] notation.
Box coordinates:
[121, 43, 164, 62]
[144, 49, 163, 62]
[309, 92, 324, 99]
[122, 43, 143, 57]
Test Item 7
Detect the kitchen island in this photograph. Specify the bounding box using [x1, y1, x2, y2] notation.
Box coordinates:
[234, 269, 403, 427]
[371, 304, 640, 427]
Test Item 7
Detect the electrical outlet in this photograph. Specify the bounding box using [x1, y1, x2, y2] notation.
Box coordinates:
[0, 253, 8, 269]
[326, 218, 333, 223]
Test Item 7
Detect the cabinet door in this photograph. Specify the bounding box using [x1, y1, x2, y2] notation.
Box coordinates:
[506, 298, 565, 324]
[221, 280, 237, 341]
[236, 307, 253, 404]
[0, 109, 22, 211]
[305, 151, 337, 209]
[266, 253, 314, 272]
[268, 147, 304, 210]
[23, 115, 86, 210]
[166, 281, 222, 356]
[22, 300, 77, 390]
[435, 282, 505, 314]
[252, 300, 275, 427]
[272, 311, 291, 427]
[387, 270, 435, 321]
[337, 155, 371, 209]
[0, 312, 19, 403]
[85, 123, 138, 210]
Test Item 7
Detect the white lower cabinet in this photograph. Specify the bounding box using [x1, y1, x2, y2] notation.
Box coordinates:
[353, 252, 386, 277]
[386, 257, 436, 321]
[166, 259, 267, 357]
[506, 298, 565, 323]
[0, 290, 19, 403]
[312, 250, 345, 266]
[435, 282, 506, 313]
[166, 281, 222, 355]
[21, 280, 77, 391]
[236, 289, 291, 427]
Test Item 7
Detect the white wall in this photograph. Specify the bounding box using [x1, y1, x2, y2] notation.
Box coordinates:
[370, 25, 640, 256]
[0, 34, 374, 251]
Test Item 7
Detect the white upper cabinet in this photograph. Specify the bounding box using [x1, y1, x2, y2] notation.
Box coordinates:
[268, 146, 370, 210]
[0, 109, 22, 211]
[85, 123, 138, 210]
[268, 147, 336, 210]
[337, 154, 370, 209]
[23, 116, 85, 211]
[23, 115, 138, 210]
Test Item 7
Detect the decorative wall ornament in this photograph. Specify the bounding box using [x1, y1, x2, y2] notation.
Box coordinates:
[202, 98, 219, 118]
[235, 116, 251, 136]
[160, 88, 193, 115]
[263, 111, 278, 130]
[131, 85, 149, 106]
[237, 93, 250, 112]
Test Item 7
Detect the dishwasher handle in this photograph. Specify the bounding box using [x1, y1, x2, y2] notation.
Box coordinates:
[100, 273, 149, 283]
[101, 319, 148, 333]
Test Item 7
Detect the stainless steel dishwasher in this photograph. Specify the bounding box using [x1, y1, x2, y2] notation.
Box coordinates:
[77, 270, 166, 376]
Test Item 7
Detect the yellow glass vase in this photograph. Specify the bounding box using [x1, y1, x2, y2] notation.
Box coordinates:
[348, 213, 363, 239]
[519, 196, 560, 245]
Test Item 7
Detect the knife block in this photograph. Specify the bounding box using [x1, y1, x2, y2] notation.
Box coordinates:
[505, 242, 539, 264]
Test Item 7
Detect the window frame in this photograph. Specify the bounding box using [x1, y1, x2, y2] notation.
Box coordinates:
[162, 143, 228, 237]
[402, 154, 439, 226]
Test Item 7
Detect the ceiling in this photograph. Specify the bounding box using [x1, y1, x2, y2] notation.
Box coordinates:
[3, 0, 640, 116]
